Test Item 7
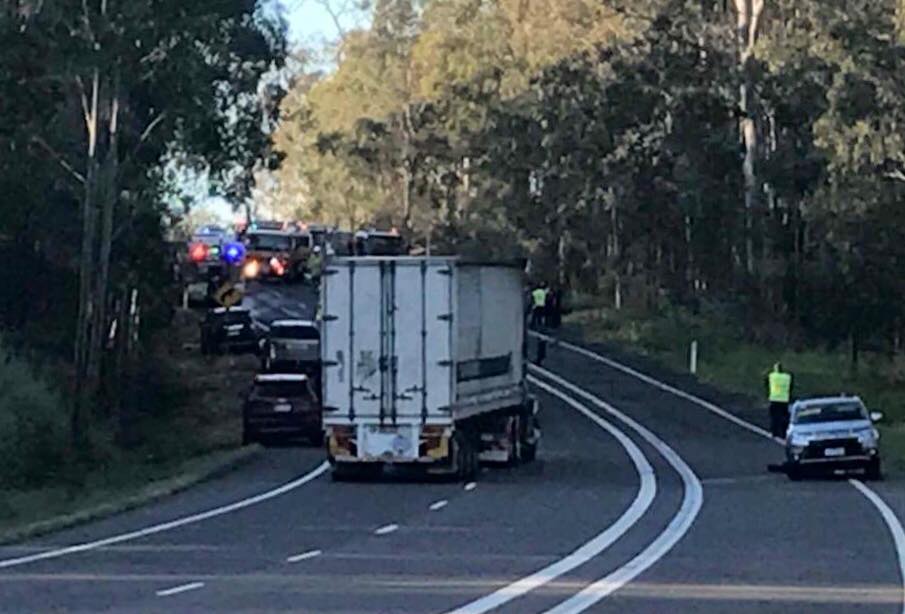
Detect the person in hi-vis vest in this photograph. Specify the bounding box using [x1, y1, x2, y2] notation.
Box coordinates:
[767, 362, 792, 437]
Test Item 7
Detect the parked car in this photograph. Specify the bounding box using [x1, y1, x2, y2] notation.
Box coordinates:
[200, 306, 258, 355]
[242, 373, 322, 445]
[260, 319, 320, 374]
[785, 395, 883, 480]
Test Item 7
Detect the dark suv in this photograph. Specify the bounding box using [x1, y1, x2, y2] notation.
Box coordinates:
[200, 307, 258, 355]
[242, 373, 322, 445]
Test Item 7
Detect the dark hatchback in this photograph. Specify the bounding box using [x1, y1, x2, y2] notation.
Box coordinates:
[200, 306, 258, 355]
[242, 373, 322, 445]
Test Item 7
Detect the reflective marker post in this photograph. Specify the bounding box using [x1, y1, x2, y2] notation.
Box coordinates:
[689, 340, 698, 375]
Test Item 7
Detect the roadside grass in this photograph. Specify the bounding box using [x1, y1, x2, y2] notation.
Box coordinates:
[567, 306, 905, 471]
[0, 308, 262, 536]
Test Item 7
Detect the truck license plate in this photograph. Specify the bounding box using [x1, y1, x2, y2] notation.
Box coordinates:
[274, 403, 292, 413]
[824, 447, 845, 457]
[363, 426, 416, 459]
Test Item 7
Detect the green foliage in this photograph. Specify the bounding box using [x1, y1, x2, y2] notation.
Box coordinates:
[0, 341, 69, 489]
[272, 0, 905, 370]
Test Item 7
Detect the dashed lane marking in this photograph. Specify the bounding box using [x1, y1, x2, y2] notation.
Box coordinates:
[286, 550, 322, 563]
[156, 582, 204, 597]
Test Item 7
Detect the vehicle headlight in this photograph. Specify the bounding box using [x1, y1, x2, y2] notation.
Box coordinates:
[789, 433, 812, 448]
[857, 428, 879, 448]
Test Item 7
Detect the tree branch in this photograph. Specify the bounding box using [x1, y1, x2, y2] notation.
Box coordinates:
[31, 136, 86, 184]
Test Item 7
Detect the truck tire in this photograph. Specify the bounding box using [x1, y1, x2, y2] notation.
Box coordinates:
[453, 432, 478, 481]
[520, 415, 539, 462]
[508, 416, 522, 465]
[242, 425, 255, 446]
[866, 458, 883, 481]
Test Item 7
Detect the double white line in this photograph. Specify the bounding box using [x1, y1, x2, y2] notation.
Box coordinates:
[446, 363, 704, 614]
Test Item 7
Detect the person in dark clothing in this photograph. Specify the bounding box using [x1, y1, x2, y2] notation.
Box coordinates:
[544, 287, 555, 329]
[536, 337, 547, 365]
[549, 287, 563, 329]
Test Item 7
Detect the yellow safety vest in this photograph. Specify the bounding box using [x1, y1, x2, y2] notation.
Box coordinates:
[532, 288, 547, 308]
[768, 371, 792, 403]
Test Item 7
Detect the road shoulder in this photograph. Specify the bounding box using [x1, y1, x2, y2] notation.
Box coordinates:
[0, 444, 261, 545]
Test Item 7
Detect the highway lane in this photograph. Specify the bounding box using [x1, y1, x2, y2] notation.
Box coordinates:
[2, 280, 903, 613]
[530, 335, 905, 613]
[0, 376, 662, 613]
[0, 281, 668, 612]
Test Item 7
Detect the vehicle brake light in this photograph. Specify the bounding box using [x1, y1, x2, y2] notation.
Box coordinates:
[189, 242, 208, 262]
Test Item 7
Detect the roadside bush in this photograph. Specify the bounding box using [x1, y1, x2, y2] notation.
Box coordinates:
[0, 341, 69, 488]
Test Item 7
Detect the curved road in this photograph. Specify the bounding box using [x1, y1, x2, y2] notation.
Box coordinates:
[0, 281, 902, 613]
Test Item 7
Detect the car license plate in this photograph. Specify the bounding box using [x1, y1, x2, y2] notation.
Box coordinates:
[824, 447, 845, 457]
[227, 330, 240, 337]
[274, 403, 292, 413]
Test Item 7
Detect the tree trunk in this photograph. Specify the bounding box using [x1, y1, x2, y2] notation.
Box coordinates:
[87, 72, 120, 391]
[73, 69, 101, 447]
[400, 102, 414, 230]
[734, 0, 764, 278]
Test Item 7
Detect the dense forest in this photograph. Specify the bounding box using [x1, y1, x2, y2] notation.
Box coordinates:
[269, 0, 905, 359]
[0, 1, 286, 468]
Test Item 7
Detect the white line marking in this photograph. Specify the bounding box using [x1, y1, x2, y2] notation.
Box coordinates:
[429, 500, 449, 511]
[464, 482, 477, 492]
[0, 462, 330, 569]
[444, 376, 657, 614]
[375, 524, 399, 536]
[531, 366, 703, 613]
[850, 480, 905, 612]
[286, 549, 322, 563]
[534, 332, 905, 614]
[156, 582, 204, 597]
[531, 331, 772, 439]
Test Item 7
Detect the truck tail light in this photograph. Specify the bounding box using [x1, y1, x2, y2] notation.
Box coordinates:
[328, 425, 355, 457]
[420, 425, 449, 459]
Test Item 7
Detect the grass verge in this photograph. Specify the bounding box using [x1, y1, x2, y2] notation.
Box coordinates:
[566, 306, 905, 471]
[0, 307, 265, 539]
[0, 444, 261, 544]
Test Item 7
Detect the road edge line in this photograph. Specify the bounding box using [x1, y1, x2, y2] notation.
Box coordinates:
[0, 445, 263, 547]
[535, 331, 905, 614]
[0, 462, 330, 569]
[532, 366, 703, 613]
[443, 375, 657, 614]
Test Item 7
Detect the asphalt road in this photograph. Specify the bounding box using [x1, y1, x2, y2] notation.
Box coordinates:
[1, 281, 903, 613]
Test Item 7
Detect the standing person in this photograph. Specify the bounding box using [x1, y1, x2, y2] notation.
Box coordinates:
[550, 286, 563, 329]
[531, 284, 548, 328]
[767, 362, 793, 437]
[306, 246, 323, 286]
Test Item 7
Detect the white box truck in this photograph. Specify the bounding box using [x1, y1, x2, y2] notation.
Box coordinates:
[320, 256, 540, 480]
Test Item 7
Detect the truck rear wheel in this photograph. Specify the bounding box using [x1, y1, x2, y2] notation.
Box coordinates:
[454, 432, 478, 481]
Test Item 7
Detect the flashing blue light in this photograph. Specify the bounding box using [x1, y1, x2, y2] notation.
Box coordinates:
[223, 242, 245, 265]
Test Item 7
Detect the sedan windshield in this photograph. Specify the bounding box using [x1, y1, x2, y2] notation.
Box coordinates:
[246, 233, 292, 251]
[271, 325, 319, 340]
[793, 402, 866, 425]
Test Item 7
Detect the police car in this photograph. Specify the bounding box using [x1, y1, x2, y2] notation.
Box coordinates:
[785, 395, 883, 480]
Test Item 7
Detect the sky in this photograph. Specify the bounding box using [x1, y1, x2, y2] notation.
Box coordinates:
[199, 0, 364, 224]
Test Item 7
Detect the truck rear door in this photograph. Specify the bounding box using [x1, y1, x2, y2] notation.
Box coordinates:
[390, 259, 454, 423]
[322, 258, 454, 424]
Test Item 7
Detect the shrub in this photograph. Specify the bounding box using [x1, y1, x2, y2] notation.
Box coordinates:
[0, 341, 69, 488]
